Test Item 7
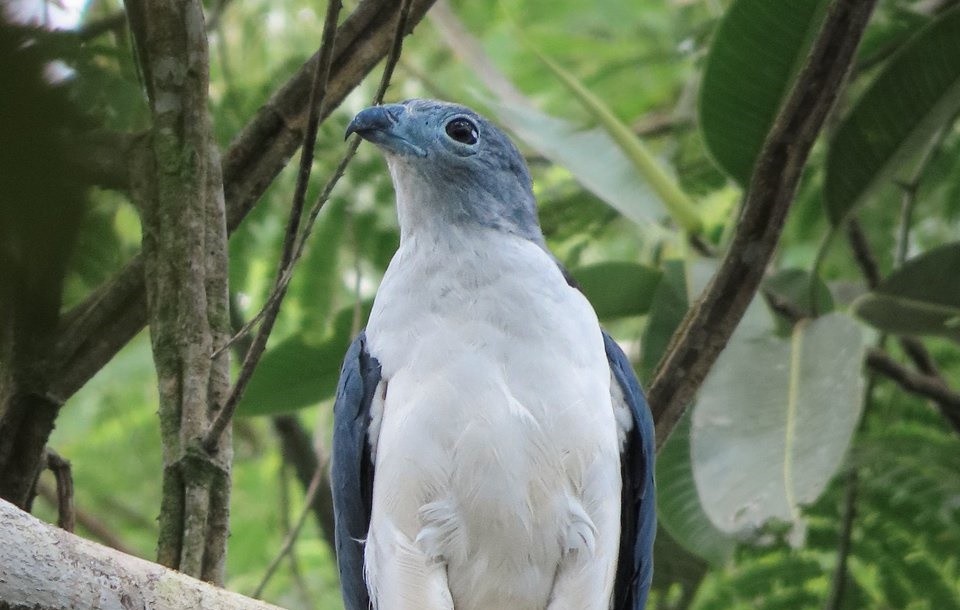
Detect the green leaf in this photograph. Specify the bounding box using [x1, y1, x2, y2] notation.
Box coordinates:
[853, 242, 960, 341]
[691, 311, 867, 536]
[640, 260, 687, 380]
[294, 196, 347, 338]
[530, 47, 703, 233]
[238, 302, 371, 416]
[657, 410, 738, 567]
[570, 262, 661, 320]
[824, 5, 960, 224]
[236, 336, 346, 416]
[699, 0, 829, 185]
[762, 268, 834, 334]
[493, 102, 668, 227]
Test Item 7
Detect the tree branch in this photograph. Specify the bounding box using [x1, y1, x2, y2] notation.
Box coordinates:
[124, 0, 233, 583]
[51, 0, 438, 404]
[0, 499, 285, 610]
[865, 348, 960, 424]
[648, 0, 878, 450]
[204, 0, 346, 453]
[43, 448, 74, 533]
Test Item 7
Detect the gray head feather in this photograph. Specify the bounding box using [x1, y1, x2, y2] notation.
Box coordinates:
[346, 99, 544, 244]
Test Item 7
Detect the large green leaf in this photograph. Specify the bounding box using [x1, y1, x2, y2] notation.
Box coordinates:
[238, 303, 371, 416]
[570, 262, 661, 320]
[640, 260, 688, 380]
[656, 410, 738, 567]
[531, 48, 703, 233]
[824, 5, 960, 224]
[853, 242, 960, 341]
[699, 0, 829, 185]
[691, 311, 867, 536]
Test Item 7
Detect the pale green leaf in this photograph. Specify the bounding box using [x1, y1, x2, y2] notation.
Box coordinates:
[691, 312, 867, 535]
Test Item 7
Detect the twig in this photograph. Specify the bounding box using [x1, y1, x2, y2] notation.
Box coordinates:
[865, 348, 960, 427]
[43, 449, 74, 533]
[823, 367, 880, 610]
[823, 454, 859, 609]
[845, 219, 881, 289]
[845, 125, 956, 431]
[204, 0, 346, 452]
[251, 458, 326, 598]
[206, 0, 416, 451]
[272, 415, 337, 551]
[648, 0, 878, 450]
[52, 0, 439, 407]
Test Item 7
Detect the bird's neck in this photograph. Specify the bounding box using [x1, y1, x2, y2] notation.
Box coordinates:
[386, 159, 545, 246]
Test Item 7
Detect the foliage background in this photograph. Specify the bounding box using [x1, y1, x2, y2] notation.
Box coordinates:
[10, 0, 959, 608]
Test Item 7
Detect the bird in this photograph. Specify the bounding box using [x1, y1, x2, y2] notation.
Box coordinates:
[332, 99, 655, 610]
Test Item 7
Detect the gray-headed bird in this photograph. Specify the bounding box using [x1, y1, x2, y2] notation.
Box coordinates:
[332, 99, 655, 610]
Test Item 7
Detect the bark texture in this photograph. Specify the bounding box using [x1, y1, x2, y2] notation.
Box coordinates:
[0, 499, 285, 610]
[648, 0, 878, 449]
[124, 0, 232, 583]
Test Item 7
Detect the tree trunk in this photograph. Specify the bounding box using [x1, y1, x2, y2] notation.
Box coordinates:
[124, 0, 233, 584]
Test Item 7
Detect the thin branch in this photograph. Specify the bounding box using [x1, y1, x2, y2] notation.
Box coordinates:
[52, 0, 438, 407]
[251, 458, 326, 599]
[43, 448, 74, 533]
[824, 462, 859, 610]
[844, 125, 957, 431]
[272, 415, 337, 549]
[648, 0, 878, 450]
[845, 219, 881, 289]
[866, 348, 960, 425]
[204, 0, 346, 452]
[205, 0, 417, 453]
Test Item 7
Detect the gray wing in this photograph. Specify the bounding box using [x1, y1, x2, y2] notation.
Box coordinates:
[331, 331, 381, 610]
[604, 331, 657, 610]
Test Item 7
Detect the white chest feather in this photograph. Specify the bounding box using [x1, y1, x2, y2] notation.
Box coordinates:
[363, 227, 622, 610]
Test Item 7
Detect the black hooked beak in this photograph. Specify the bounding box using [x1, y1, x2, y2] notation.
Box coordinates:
[344, 104, 426, 157]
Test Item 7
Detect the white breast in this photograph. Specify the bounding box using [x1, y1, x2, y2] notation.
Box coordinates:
[363, 226, 622, 610]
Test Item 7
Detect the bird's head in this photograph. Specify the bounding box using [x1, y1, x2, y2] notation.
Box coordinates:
[345, 99, 543, 244]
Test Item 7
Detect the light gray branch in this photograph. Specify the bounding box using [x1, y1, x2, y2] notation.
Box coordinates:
[0, 499, 285, 610]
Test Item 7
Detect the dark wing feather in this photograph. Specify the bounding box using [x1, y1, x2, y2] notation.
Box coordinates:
[331, 331, 381, 610]
[604, 331, 656, 610]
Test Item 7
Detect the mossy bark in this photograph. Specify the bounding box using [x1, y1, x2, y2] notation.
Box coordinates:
[125, 0, 232, 584]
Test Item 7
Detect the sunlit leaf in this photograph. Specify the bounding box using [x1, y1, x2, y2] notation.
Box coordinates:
[700, 0, 829, 185]
[824, 5, 960, 224]
[691, 311, 867, 536]
[853, 242, 960, 341]
[530, 47, 703, 233]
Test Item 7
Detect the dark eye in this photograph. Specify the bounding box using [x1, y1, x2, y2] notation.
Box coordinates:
[445, 118, 478, 145]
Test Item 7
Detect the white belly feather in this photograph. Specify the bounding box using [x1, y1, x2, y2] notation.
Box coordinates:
[364, 227, 622, 610]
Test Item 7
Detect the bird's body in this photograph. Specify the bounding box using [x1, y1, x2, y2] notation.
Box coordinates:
[364, 223, 621, 609]
[332, 99, 655, 610]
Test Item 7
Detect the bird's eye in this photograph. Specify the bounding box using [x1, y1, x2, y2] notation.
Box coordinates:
[445, 118, 478, 145]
